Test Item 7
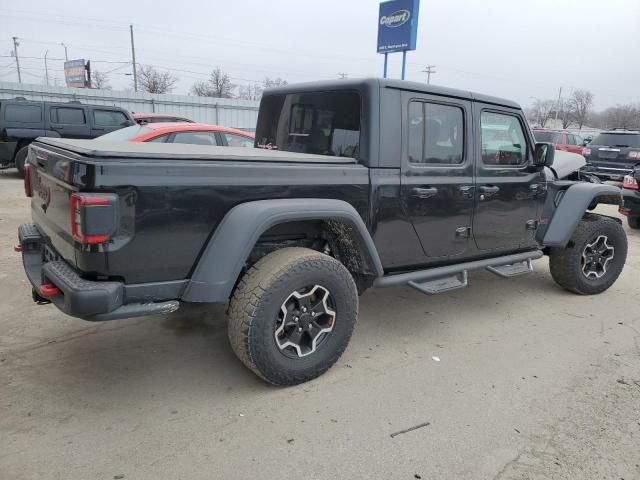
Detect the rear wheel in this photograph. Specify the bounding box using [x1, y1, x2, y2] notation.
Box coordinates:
[549, 215, 627, 295]
[227, 247, 358, 385]
[628, 216, 640, 229]
[14, 146, 28, 178]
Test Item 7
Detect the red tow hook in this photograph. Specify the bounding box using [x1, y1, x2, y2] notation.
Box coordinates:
[39, 283, 62, 297]
[14, 244, 22, 252]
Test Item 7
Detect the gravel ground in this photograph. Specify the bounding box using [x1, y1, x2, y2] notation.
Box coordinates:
[0, 168, 639, 480]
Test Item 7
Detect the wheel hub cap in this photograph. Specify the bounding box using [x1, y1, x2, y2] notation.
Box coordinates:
[581, 235, 614, 279]
[275, 285, 336, 358]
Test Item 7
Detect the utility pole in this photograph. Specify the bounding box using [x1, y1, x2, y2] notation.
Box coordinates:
[12, 37, 21, 83]
[338, 72, 348, 79]
[554, 86, 562, 122]
[130, 24, 138, 92]
[44, 50, 50, 86]
[421, 65, 436, 84]
[60, 42, 68, 61]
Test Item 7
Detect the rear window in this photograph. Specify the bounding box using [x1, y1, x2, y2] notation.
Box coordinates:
[96, 125, 151, 141]
[5, 104, 42, 123]
[591, 133, 640, 148]
[255, 91, 360, 158]
[532, 131, 561, 143]
[94, 109, 129, 126]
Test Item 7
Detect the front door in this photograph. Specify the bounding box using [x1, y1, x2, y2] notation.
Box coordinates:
[472, 106, 545, 251]
[400, 92, 475, 259]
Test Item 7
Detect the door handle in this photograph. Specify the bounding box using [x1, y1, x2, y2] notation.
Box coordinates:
[411, 186, 438, 199]
[479, 185, 500, 195]
[458, 185, 474, 199]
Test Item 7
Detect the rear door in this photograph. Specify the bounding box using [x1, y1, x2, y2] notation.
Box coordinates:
[400, 92, 475, 258]
[472, 106, 544, 251]
[90, 108, 132, 136]
[49, 105, 91, 138]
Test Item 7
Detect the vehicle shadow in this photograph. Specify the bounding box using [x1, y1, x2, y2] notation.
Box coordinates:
[14, 267, 560, 402]
[0, 169, 21, 180]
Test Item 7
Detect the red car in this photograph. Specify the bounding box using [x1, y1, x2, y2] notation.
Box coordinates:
[532, 129, 586, 155]
[132, 113, 194, 124]
[97, 122, 255, 147]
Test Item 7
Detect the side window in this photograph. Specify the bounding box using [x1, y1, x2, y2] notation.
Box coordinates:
[223, 133, 254, 148]
[5, 104, 42, 123]
[52, 107, 85, 125]
[170, 131, 216, 145]
[94, 109, 128, 126]
[147, 134, 169, 143]
[408, 101, 464, 164]
[480, 112, 528, 166]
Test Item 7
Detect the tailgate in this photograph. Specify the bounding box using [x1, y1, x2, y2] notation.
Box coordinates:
[26, 143, 79, 265]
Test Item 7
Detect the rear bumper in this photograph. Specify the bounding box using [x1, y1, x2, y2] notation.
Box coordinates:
[583, 163, 633, 180]
[18, 223, 180, 321]
[620, 190, 640, 217]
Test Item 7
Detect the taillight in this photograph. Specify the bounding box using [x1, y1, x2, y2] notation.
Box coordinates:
[70, 193, 118, 244]
[623, 175, 639, 190]
[24, 164, 32, 197]
[582, 148, 591, 157]
[628, 151, 640, 160]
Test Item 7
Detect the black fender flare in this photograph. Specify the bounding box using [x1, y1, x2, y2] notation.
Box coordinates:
[182, 199, 383, 302]
[540, 183, 621, 247]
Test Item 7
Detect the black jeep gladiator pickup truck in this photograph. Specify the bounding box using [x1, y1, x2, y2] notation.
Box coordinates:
[18, 78, 626, 385]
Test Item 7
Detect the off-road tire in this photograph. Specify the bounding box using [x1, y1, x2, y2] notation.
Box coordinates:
[228, 247, 358, 385]
[628, 216, 640, 229]
[14, 146, 28, 178]
[549, 214, 627, 295]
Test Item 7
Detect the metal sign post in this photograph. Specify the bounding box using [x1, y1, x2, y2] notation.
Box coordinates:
[377, 0, 420, 80]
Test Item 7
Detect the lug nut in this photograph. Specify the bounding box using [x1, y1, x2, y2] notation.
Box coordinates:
[301, 307, 307, 313]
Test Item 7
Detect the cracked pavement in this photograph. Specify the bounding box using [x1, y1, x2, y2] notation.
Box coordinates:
[1, 169, 639, 479]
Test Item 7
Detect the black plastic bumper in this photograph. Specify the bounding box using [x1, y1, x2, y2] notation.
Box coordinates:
[18, 223, 179, 321]
[620, 189, 640, 217]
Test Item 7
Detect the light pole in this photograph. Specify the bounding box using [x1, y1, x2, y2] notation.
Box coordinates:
[12, 37, 21, 83]
[44, 50, 50, 86]
[60, 43, 68, 61]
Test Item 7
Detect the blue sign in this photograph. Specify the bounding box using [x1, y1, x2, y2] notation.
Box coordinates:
[377, 0, 420, 54]
[64, 59, 88, 88]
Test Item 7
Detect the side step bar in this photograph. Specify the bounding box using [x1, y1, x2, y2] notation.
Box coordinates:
[374, 250, 543, 295]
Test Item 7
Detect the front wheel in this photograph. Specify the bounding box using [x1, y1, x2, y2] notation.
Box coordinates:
[549, 214, 627, 295]
[227, 247, 358, 385]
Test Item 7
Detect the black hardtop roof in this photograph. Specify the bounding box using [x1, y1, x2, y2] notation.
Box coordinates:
[263, 77, 521, 110]
[4, 98, 127, 110]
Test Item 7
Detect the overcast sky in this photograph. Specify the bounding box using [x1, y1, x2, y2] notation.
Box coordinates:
[2, 0, 639, 110]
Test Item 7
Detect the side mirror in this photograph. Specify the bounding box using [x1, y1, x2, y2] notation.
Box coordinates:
[534, 142, 555, 167]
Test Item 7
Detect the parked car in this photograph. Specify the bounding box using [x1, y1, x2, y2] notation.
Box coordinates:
[620, 167, 640, 229]
[96, 122, 255, 147]
[0, 98, 134, 176]
[531, 129, 586, 154]
[18, 78, 626, 385]
[132, 113, 194, 124]
[582, 129, 640, 181]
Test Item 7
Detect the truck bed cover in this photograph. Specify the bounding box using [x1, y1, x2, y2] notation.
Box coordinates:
[35, 138, 358, 164]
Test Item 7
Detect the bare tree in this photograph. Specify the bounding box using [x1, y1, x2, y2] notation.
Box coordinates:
[601, 104, 640, 130]
[91, 70, 111, 90]
[191, 67, 236, 98]
[567, 89, 594, 129]
[263, 77, 288, 89]
[529, 99, 555, 127]
[237, 83, 263, 100]
[136, 65, 178, 94]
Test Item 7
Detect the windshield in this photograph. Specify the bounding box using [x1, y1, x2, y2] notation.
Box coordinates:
[255, 91, 361, 158]
[533, 131, 561, 143]
[591, 133, 640, 148]
[96, 125, 152, 141]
